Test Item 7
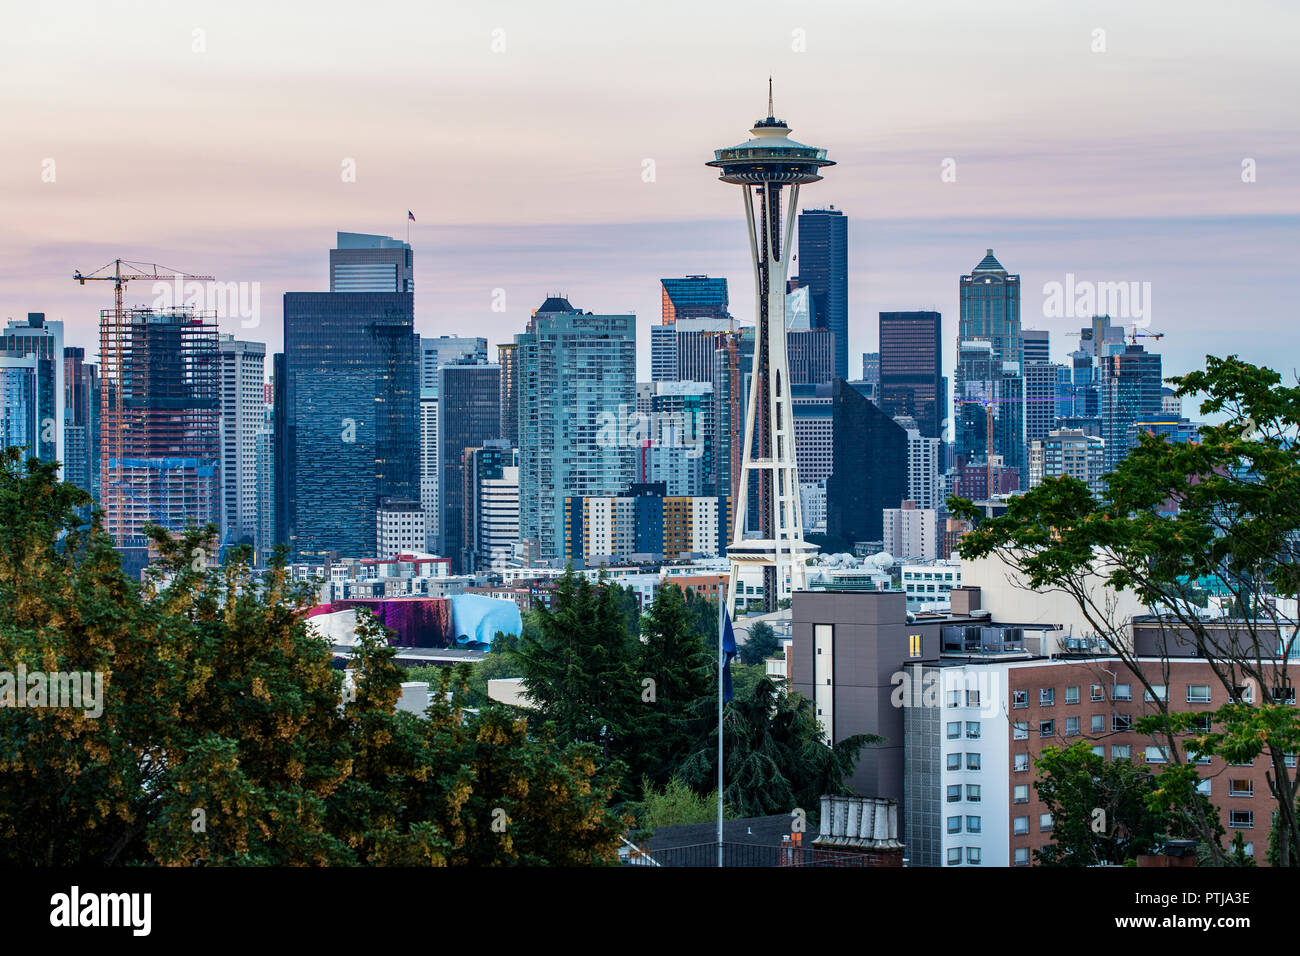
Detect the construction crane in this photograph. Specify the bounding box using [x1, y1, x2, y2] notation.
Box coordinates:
[1128, 328, 1164, 345]
[74, 259, 215, 545]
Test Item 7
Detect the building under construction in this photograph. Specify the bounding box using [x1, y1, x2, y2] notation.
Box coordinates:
[99, 306, 220, 569]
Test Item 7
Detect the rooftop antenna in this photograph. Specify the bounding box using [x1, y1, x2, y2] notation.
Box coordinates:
[768, 76, 774, 118]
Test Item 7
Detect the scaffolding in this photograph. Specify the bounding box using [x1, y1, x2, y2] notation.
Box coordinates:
[99, 307, 220, 545]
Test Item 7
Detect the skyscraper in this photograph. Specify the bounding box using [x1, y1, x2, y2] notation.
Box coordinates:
[99, 307, 220, 568]
[217, 335, 266, 549]
[709, 89, 833, 610]
[2, 313, 64, 464]
[660, 276, 729, 324]
[463, 439, 519, 573]
[280, 285, 418, 560]
[438, 362, 501, 570]
[826, 379, 908, 545]
[0, 353, 39, 461]
[1100, 344, 1162, 474]
[516, 297, 636, 561]
[330, 232, 414, 292]
[420, 335, 490, 549]
[62, 346, 99, 499]
[497, 342, 520, 446]
[879, 310, 942, 439]
[798, 207, 849, 382]
[956, 249, 1026, 483]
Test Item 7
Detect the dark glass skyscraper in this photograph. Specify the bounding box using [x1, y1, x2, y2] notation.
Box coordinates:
[798, 208, 849, 382]
[879, 310, 942, 439]
[826, 378, 907, 545]
[438, 362, 501, 571]
[280, 291, 418, 559]
[660, 276, 729, 324]
[1100, 344, 1162, 474]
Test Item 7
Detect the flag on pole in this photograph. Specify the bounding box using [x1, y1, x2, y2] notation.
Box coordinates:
[408, 210, 416, 221]
[721, 606, 737, 702]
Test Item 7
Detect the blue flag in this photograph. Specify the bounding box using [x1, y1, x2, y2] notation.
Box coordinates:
[722, 607, 738, 702]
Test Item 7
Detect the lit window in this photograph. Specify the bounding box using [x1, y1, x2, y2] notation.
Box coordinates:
[1229, 779, 1254, 797]
[1229, 810, 1254, 829]
[908, 634, 922, 658]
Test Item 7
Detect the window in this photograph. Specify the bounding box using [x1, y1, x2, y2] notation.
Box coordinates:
[1196, 778, 1212, 796]
[1065, 685, 1080, 705]
[947, 815, 962, 834]
[1040, 688, 1055, 706]
[1108, 744, 1130, 760]
[1144, 685, 1167, 702]
[966, 784, 981, 802]
[1040, 813, 1054, 832]
[947, 753, 962, 771]
[966, 816, 982, 834]
[1230, 758, 1254, 768]
[1229, 779, 1254, 797]
[1090, 684, 1104, 701]
[947, 785, 962, 803]
[1013, 784, 1029, 804]
[966, 721, 981, 739]
[1013, 721, 1029, 740]
[1040, 719, 1055, 738]
[966, 690, 981, 708]
[947, 721, 961, 740]
[1090, 714, 1105, 733]
[1112, 714, 1132, 732]
[1091, 745, 1105, 756]
[947, 847, 962, 865]
[1012, 690, 1028, 709]
[966, 847, 981, 865]
[1013, 816, 1029, 835]
[1187, 684, 1212, 704]
[1014, 753, 1030, 772]
[1065, 716, 1080, 736]
[908, 634, 922, 658]
[1287, 753, 1297, 769]
[1232, 684, 1255, 704]
[1113, 683, 1132, 701]
[946, 690, 960, 708]
[1145, 745, 1169, 764]
[1192, 714, 1212, 734]
[966, 753, 981, 770]
[1271, 686, 1297, 705]
[1014, 847, 1030, 866]
[1229, 810, 1254, 829]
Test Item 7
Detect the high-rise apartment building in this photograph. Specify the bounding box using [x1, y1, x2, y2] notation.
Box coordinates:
[62, 346, 99, 499]
[879, 311, 942, 439]
[1029, 427, 1105, 494]
[217, 335, 266, 548]
[516, 297, 635, 561]
[798, 208, 849, 381]
[2, 313, 64, 464]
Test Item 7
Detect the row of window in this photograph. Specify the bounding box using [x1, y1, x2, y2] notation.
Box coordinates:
[1012, 684, 1295, 708]
[946, 784, 981, 803]
[1012, 814, 1054, 835]
[946, 847, 982, 866]
[946, 753, 981, 771]
[946, 815, 981, 834]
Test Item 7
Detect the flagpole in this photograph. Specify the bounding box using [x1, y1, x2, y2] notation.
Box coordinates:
[717, 579, 726, 868]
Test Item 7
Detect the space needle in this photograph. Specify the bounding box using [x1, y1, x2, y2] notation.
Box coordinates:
[708, 82, 834, 614]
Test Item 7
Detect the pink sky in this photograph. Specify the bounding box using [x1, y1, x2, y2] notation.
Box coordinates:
[2, 0, 1297, 387]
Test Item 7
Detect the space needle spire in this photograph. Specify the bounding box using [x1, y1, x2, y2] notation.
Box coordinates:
[707, 84, 834, 613]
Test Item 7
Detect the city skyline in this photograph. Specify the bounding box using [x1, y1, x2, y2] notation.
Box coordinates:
[3, 0, 1296, 391]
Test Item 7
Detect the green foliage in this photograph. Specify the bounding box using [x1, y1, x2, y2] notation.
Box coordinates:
[680, 678, 881, 818]
[631, 776, 734, 830]
[738, 621, 780, 666]
[949, 355, 1300, 865]
[0, 450, 624, 866]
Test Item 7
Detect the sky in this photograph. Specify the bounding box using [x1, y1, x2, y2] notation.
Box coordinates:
[2, 0, 1298, 398]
